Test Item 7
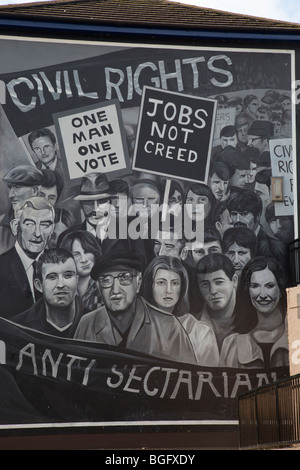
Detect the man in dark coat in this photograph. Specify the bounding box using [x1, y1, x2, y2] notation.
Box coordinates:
[74, 248, 197, 364]
[0, 196, 55, 319]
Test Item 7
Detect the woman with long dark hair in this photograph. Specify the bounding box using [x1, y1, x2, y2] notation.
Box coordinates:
[58, 230, 103, 313]
[222, 256, 288, 368]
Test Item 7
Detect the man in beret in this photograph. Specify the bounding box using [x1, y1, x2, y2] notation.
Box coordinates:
[0, 164, 45, 255]
[74, 248, 197, 364]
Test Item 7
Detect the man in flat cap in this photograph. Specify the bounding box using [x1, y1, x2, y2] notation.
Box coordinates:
[74, 247, 197, 364]
[0, 164, 45, 255]
[3, 164, 44, 211]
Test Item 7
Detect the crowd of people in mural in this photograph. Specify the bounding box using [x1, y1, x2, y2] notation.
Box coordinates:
[0, 87, 294, 371]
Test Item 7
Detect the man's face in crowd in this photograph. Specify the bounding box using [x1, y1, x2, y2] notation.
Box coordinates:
[168, 189, 183, 211]
[230, 169, 248, 189]
[209, 173, 229, 201]
[229, 209, 258, 232]
[269, 216, 294, 238]
[7, 184, 38, 209]
[36, 258, 77, 308]
[98, 266, 141, 313]
[271, 120, 282, 136]
[247, 99, 259, 116]
[131, 184, 160, 217]
[197, 269, 237, 312]
[215, 208, 233, 237]
[32, 136, 56, 167]
[247, 135, 266, 153]
[110, 193, 128, 217]
[186, 190, 210, 221]
[81, 197, 111, 228]
[225, 242, 252, 276]
[220, 134, 238, 149]
[154, 231, 183, 258]
[237, 124, 249, 144]
[14, 206, 54, 254]
[248, 161, 257, 184]
[191, 240, 222, 266]
[254, 182, 271, 209]
[40, 185, 58, 207]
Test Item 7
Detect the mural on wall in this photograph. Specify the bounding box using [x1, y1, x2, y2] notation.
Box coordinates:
[0, 37, 295, 426]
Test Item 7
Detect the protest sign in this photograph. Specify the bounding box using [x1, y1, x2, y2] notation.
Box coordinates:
[132, 87, 217, 183]
[53, 100, 131, 183]
[213, 106, 236, 143]
[270, 138, 294, 216]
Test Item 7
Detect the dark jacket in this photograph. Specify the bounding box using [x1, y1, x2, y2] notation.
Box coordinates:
[0, 246, 38, 319]
[12, 296, 84, 338]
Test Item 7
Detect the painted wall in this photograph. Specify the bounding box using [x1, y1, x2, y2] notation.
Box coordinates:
[0, 35, 296, 431]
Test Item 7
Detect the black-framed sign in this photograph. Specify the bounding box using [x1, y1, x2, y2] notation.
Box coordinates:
[132, 86, 217, 183]
[0, 35, 297, 437]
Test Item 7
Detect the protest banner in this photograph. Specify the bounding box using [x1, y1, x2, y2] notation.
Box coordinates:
[0, 317, 289, 425]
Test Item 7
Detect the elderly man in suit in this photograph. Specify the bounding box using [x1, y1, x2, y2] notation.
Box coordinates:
[0, 196, 55, 318]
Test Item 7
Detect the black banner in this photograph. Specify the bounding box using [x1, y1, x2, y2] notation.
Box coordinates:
[0, 317, 289, 425]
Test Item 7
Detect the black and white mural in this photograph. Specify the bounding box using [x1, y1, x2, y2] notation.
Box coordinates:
[0, 37, 296, 427]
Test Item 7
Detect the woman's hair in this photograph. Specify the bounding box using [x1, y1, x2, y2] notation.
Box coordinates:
[234, 256, 287, 333]
[58, 230, 102, 264]
[140, 256, 190, 316]
[243, 94, 258, 109]
[184, 182, 216, 224]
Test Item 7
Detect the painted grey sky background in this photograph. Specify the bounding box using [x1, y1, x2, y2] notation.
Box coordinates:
[0, 0, 299, 25]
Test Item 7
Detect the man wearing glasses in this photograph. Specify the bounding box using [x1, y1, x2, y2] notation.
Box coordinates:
[74, 248, 197, 364]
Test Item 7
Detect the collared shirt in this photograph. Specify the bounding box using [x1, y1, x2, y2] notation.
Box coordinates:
[40, 156, 57, 171]
[15, 241, 38, 302]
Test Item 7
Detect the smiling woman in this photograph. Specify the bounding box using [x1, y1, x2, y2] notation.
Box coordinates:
[223, 256, 289, 368]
